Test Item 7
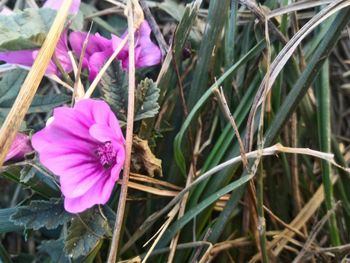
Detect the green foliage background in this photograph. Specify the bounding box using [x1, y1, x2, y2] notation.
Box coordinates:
[1, 0, 350, 262]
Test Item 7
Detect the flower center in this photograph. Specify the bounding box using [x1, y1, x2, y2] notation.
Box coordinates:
[95, 141, 117, 169]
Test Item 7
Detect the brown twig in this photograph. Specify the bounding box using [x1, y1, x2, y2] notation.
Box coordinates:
[213, 86, 248, 168]
[0, 0, 72, 167]
[107, 1, 138, 261]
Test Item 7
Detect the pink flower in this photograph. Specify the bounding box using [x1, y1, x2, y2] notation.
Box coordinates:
[31, 99, 126, 213]
[5, 133, 33, 163]
[70, 21, 162, 80]
[69, 32, 114, 81]
[114, 21, 163, 69]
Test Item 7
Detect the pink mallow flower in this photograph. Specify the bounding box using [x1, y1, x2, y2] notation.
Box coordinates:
[70, 21, 162, 80]
[5, 133, 33, 163]
[31, 99, 126, 213]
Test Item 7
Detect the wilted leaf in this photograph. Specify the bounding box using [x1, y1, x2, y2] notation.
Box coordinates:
[64, 207, 113, 259]
[0, 8, 57, 51]
[39, 238, 70, 263]
[10, 199, 72, 230]
[135, 78, 160, 121]
[132, 136, 163, 177]
[99, 61, 128, 122]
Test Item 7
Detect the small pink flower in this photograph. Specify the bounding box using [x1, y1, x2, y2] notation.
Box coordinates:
[70, 21, 162, 80]
[5, 133, 33, 163]
[32, 99, 125, 213]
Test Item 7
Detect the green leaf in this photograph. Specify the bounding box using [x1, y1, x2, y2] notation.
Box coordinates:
[187, 0, 231, 109]
[135, 78, 160, 121]
[99, 61, 128, 122]
[0, 8, 57, 51]
[10, 199, 73, 230]
[0, 243, 13, 263]
[0, 208, 23, 233]
[0, 69, 69, 123]
[70, 10, 84, 31]
[174, 40, 265, 175]
[157, 0, 202, 98]
[0, 93, 70, 114]
[146, 0, 186, 21]
[80, 3, 121, 36]
[157, 172, 254, 248]
[64, 207, 113, 259]
[19, 166, 36, 184]
[2, 166, 60, 198]
[38, 238, 70, 263]
[0, 68, 27, 103]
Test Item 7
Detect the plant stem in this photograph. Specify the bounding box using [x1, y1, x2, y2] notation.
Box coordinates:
[107, 1, 136, 261]
[257, 163, 268, 263]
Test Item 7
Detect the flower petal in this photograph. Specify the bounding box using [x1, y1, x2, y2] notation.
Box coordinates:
[4, 133, 33, 162]
[64, 174, 116, 213]
[86, 50, 111, 80]
[70, 32, 113, 80]
[134, 22, 162, 67]
[89, 123, 116, 143]
[54, 31, 73, 73]
[0, 50, 36, 68]
[110, 145, 125, 180]
[60, 163, 104, 198]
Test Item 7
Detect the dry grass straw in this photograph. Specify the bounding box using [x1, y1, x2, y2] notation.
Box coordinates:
[0, 0, 73, 167]
[107, 0, 144, 261]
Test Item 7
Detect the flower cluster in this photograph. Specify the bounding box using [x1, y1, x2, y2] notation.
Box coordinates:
[70, 21, 162, 80]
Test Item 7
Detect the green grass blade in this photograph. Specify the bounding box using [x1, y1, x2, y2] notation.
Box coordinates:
[187, 0, 231, 109]
[174, 40, 265, 175]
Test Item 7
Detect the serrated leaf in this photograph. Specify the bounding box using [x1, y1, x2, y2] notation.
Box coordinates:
[10, 199, 73, 230]
[19, 166, 36, 183]
[135, 78, 160, 121]
[99, 61, 128, 122]
[0, 8, 57, 51]
[38, 238, 70, 263]
[64, 207, 113, 259]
